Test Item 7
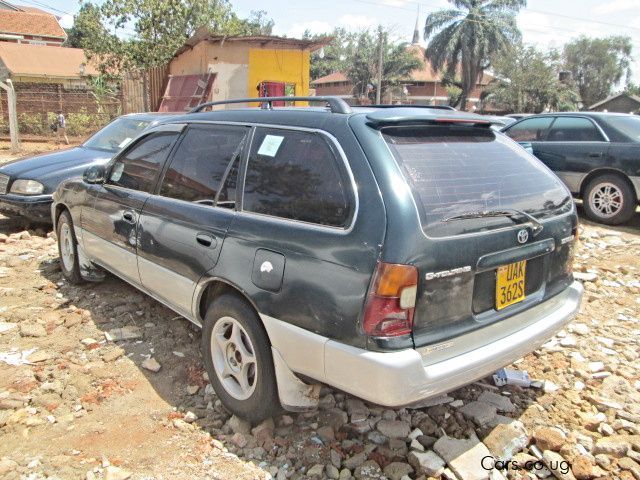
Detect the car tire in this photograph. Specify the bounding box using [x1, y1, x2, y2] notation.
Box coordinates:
[56, 210, 83, 284]
[583, 174, 636, 225]
[202, 293, 280, 423]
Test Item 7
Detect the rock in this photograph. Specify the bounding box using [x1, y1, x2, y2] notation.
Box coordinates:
[542, 450, 576, 480]
[354, 460, 382, 479]
[343, 451, 367, 470]
[183, 411, 198, 423]
[318, 425, 335, 443]
[19, 323, 47, 337]
[0, 322, 17, 334]
[376, 419, 410, 439]
[172, 418, 192, 431]
[408, 450, 446, 477]
[141, 357, 161, 372]
[105, 325, 142, 342]
[320, 408, 348, 431]
[104, 466, 132, 480]
[570, 456, 598, 480]
[619, 457, 640, 480]
[458, 401, 498, 426]
[533, 427, 566, 452]
[339, 468, 352, 479]
[326, 464, 340, 479]
[186, 385, 199, 395]
[0, 458, 18, 475]
[588, 361, 605, 373]
[383, 462, 413, 480]
[478, 392, 516, 413]
[434, 434, 493, 480]
[27, 350, 53, 363]
[417, 414, 438, 435]
[226, 415, 251, 435]
[573, 272, 597, 282]
[592, 437, 629, 457]
[483, 422, 529, 461]
[330, 449, 342, 469]
[307, 464, 325, 477]
[251, 418, 275, 441]
[101, 348, 123, 363]
[367, 430, 387, 445]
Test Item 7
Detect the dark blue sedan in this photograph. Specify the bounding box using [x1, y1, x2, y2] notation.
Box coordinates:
[0, 113, 171, 223]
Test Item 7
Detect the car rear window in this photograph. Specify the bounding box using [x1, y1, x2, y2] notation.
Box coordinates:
[383, 125, 572, 237]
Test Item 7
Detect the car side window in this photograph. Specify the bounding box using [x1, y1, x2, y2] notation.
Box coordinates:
[243, 128, 354, 227]
[503, 117, 554, 142]
[546, 117, 605, 142]
[108, 132, 179, 192]
[159, 125, 248, 205]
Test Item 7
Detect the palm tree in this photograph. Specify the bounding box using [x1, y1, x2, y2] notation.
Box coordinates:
[424, 0, 526, 110]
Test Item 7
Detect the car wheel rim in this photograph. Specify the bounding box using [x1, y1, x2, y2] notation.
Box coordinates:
[210, 316, 257, 400]
[589, 182, 623, 218]
[59, 223, 75, 272]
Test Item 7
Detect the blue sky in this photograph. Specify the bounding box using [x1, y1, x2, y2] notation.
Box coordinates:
[19, 0, 640, 81]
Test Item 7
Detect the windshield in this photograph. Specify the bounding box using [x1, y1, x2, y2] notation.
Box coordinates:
[383, 125, 572, 237]
[83, 117, 151, 152]
[605, 115, 640, 141]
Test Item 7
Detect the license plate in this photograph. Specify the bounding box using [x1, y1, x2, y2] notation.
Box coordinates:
[496, 260, 526, 310]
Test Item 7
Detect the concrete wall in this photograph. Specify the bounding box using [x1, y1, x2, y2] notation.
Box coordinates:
[169, 41, 311, 107]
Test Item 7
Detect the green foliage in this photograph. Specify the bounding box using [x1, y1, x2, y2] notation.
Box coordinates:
[308, 27, 421, 102]
[306, 28, 358, 80]
[487, 43, 579, 113]
[18, 113, 48, 136]
[74, 0, 274, 75]
[424, 0, 526, 110]
[563, 36, 633, 108]
[627, 83, 640, 96]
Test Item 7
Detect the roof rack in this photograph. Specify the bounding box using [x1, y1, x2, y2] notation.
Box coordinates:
[190, 96, 352, 114]
[366, 104, 456, 111]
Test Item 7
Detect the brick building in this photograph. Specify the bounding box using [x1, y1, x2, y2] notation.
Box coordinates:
[0, 1, 66, 46]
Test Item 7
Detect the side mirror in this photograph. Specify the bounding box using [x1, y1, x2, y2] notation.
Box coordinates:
[83, 165, 106, 184]
[519, 142, 534, 155]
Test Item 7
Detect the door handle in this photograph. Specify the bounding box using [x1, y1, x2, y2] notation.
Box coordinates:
[196, 233, 217, 248]
[122, 211, 135, 224]
[588, 152, 603, 158]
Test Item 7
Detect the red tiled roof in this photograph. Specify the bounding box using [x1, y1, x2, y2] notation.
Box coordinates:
[0, 43, 98, 78]
[0, 9, 66, 39]
[312, 45, 494, 86]
[311, 72, 348, 85]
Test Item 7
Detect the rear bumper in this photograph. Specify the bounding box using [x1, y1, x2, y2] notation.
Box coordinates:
[262, 281, 583, 407]
[0, 194, 53, 223]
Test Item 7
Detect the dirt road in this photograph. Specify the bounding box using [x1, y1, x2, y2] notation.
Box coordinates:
[0, 209, 638, 480]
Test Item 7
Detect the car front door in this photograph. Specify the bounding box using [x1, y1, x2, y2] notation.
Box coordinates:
[81, 125, 183, 285]
[531, 116, 610, 193]
[136, 123, 249, 317]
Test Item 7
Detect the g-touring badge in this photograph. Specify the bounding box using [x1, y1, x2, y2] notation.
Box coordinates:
[517, 229, 529, 244]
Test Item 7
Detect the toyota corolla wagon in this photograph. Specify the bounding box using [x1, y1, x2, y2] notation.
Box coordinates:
[51, 97, 583, 422]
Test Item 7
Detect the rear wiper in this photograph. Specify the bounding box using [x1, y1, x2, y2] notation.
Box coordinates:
[443, 208, 544, 236]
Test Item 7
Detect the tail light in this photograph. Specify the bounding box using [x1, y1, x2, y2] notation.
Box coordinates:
[362, 262, 418, 337]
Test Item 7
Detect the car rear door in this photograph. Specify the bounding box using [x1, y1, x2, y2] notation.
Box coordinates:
[502, 116, 554, 154]
[136, 123, 250, 317]
[81, 125, 183, 285]
[530, 116, 610, 193]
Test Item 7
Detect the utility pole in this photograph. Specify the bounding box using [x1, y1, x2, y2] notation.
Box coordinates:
[376, 26, 384, 104]
[0, 79, 19, 153]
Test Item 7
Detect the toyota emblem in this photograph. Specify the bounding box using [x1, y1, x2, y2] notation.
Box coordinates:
[517, 229, 529, 244]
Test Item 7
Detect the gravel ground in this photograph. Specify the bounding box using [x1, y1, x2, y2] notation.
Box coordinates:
[0, 211, 638, 480]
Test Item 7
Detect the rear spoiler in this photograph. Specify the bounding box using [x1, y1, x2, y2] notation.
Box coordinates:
[365, 109, 492, 128]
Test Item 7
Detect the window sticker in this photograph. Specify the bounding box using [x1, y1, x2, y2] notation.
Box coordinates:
[257, 135, 284, 157]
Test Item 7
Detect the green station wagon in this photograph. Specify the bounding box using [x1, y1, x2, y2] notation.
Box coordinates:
[51, 97, 583, 421]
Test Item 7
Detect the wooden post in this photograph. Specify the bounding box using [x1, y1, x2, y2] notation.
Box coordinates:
[0, 79, 19, 153]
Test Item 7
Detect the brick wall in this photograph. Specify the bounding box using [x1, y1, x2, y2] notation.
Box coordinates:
[0, 82, 122, 136]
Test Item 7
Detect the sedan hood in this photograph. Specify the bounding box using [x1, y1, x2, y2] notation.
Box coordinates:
[0, 146, 114, 193]
[0, 147, 113, 177]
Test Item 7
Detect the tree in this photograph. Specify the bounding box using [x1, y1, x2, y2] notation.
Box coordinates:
[487, 43, 579, 113]
[77, 0, 274, 75]
[563, 36, 633, 109]
[627, 83, 640, 96]
[306, 28, 358, 80]
[423, 0, 526, 110]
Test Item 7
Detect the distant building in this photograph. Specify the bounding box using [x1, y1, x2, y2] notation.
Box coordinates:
[588, 92, 640, 114]
[0, 0, 66, 46]
[0, 43, 97, 89]
[311, 16, 493, 109]
[164, 28, 329, 111]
